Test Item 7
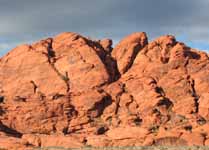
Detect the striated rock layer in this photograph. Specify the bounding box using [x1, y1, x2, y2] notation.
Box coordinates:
[0, 32, 209, 149]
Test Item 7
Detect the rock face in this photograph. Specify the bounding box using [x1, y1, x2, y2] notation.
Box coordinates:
[0, 32, 209, 149]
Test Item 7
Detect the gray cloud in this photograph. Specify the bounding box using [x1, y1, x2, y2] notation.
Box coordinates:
[0, 0, 209, 55]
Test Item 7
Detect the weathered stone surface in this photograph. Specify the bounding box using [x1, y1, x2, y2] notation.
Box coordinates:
[99, 39, 113, 53]
[199, 93, 209, 119]
[153, 137, 188, 146]
[0, 136, 30, 150]
[106, 127, 149, 140]
[22, 134, 83, 148]
[181, 132, 205, 146]
[0, 32, 209, 149]
[112, 32, 148, 74]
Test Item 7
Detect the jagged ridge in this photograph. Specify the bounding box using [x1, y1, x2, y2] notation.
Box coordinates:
[0, 32, 209, 149]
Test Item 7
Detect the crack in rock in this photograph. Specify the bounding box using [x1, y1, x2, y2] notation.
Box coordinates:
[44, 43, 71, 93]
[190, 78, 199, 113]
[30, 80, 38, 94]
[114, 83, 126, 115]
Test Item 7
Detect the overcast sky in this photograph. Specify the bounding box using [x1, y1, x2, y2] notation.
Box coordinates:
[0, 0, 209, 56]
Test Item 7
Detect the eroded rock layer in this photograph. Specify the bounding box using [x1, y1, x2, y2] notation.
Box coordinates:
[0, 32, 209, 149]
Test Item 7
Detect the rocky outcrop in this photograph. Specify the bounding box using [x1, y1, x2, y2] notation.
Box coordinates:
[112, 32, 148, 74]
[0, 32, 209, 149]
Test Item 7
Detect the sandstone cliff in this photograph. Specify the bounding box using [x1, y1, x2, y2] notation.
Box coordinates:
[0, 32, 209, 149]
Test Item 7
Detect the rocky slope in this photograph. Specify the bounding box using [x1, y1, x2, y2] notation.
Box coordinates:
[0, 32, 209, 149]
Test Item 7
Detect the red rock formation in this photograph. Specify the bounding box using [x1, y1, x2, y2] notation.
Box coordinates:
[0, 32, 209, 149]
